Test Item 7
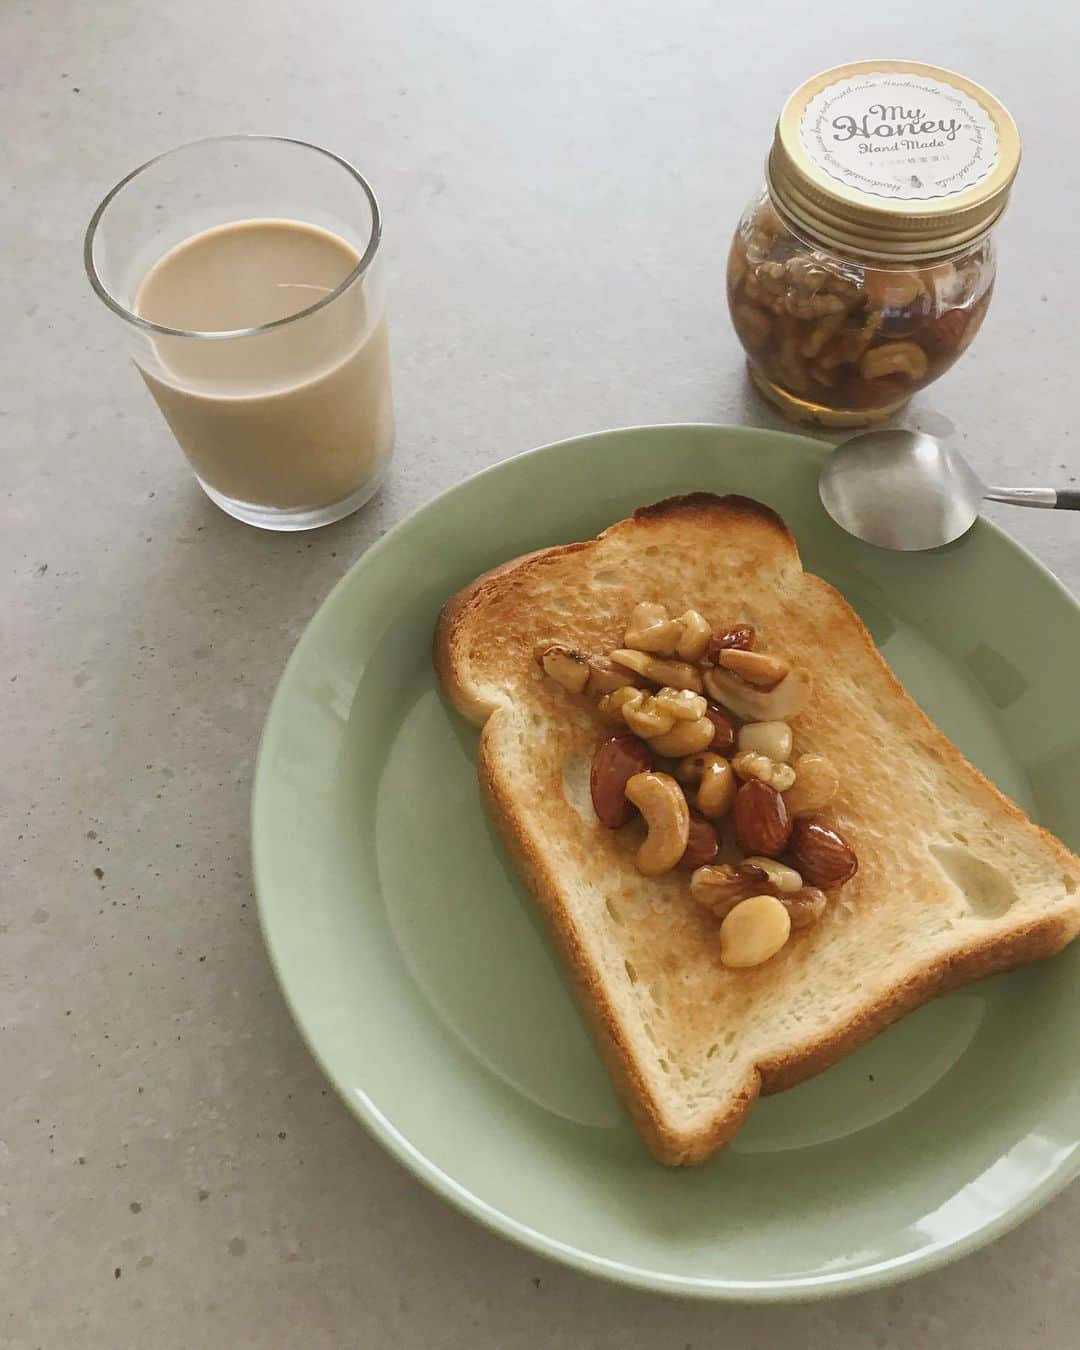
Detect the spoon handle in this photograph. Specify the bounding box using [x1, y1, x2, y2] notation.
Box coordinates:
[983, 486, 1080, 510]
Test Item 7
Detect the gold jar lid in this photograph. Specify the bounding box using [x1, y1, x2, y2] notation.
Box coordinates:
[767, 60, 1021, 260]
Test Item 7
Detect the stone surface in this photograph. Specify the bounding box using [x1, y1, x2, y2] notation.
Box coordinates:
[3, 1, 1078, 1346]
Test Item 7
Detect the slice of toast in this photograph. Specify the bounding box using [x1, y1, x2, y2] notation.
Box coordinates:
[435, 494, 1080, 1164]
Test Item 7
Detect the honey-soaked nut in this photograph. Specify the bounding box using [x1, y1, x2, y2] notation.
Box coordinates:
[954, 300, 986, 355]
[754, 197, 785, 238]
[819, 310, 880, 368]
[621, 692, 677, 739]
[809, 359, 837, 388]
[590, 735, 652, 829]
[733, 302, 771, 350]
[782, 886, 828, 929]
[727, 243, 748, 291]
[783, 289, 847, 321]
[737, 720, 793, 763]
[674, 610, 712, 662]
[859, 340, 929, 383]
[623, 602, 682, 656]
[705, 625, 756, 662]
[742, 856, 802, 894]
[653, 687, 708, 722]
[689, 862, 772, 919]
[648, 716, 716, 758]
[674, 752, 709, 786]
[822, 271, 863, 303]
[923, 260, 960, 303]
[783, 753, 839, 816]
[732, 749, 796, 792]
[844, 373, 910, 409]
[717, 648, 789, 690]
[920, 308, 969, 360]
[790, 817, 858, 888]
[704, 704, 737, 755]
[704, 663, 812, 723]
[775, 333, 810, 392]
[864, 268, 924, 309]
[800, 311, 845, 359]
[734, 778, 792, 856]
[757, 260, 788, 293]
[719, 894, 791, 969]
[597, 685, 644, 723]
[786, 255, 830, 292]
[610, 648, 704, 693]
[584, 654, 644, 696]
[695, 753, 737, 819]
[624, 772, 690, 876]
[679, 813, 720, 870]
[540, 645, 590, 694]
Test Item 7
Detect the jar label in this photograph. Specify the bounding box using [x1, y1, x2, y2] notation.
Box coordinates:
[799, 71, 999, 201]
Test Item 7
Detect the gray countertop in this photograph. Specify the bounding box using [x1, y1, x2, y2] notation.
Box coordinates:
[4, 1, 1078, 1345]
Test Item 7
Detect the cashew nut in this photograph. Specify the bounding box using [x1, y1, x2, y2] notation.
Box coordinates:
[610, 648, 703, 693]
[695, 753, 737, 818]
[859, 340, 928, 382]
[624, 772, 690, 876]
[704, 664, 812, 721]
[648, 716, 715, 758]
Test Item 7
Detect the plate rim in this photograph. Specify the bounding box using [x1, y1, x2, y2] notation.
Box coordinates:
[252, 421, 1080, 1302]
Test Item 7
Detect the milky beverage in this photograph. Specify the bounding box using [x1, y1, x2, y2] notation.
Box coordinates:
[135, 219, 392, 510]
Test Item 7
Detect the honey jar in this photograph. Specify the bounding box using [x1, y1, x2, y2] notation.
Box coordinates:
[727, 60, 1021, 426]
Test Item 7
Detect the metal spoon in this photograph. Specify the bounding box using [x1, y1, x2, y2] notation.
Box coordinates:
[818, 428, 1080, 551]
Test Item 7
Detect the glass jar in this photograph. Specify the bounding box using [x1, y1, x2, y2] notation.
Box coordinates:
[727, 61, 1020, 427]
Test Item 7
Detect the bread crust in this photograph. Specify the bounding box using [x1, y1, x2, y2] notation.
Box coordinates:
[434, 493, 1080, 1165]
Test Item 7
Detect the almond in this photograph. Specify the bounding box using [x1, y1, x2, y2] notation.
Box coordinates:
[703, 704, 737, 754]
[733, 779, 792, 857]
[717, 648, 788, 690]
[919, 308, 968, 360]
[678, 813, 720, 870]
[789, 818, 858, 888]
[705, 624, 756, 662]
[590, 735, 651, 828]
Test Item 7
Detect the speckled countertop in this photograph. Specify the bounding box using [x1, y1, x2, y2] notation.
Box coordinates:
[4, 1, 1079, 1345]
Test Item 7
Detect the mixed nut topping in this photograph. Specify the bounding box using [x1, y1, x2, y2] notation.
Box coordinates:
[539, 602, 858, 969]
[728, 194, 994, 418]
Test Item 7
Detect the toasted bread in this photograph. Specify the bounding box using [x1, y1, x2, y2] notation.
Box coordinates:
[435, 494, 1080, 1165]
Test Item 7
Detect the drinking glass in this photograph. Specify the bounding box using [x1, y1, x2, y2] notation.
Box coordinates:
[84, 136, 393, 530]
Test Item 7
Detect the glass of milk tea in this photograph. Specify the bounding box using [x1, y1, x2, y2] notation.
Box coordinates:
[84, 136, 393, 530]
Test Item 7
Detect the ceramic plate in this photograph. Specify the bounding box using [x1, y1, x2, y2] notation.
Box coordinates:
[253, 425, 1080, 1301]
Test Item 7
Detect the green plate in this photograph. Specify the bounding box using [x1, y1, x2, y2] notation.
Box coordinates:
[253, 425, 1080, 1301]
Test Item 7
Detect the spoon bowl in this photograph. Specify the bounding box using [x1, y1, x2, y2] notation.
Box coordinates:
[818, 429, 985, 551]
[819, 428, 1078, 550]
